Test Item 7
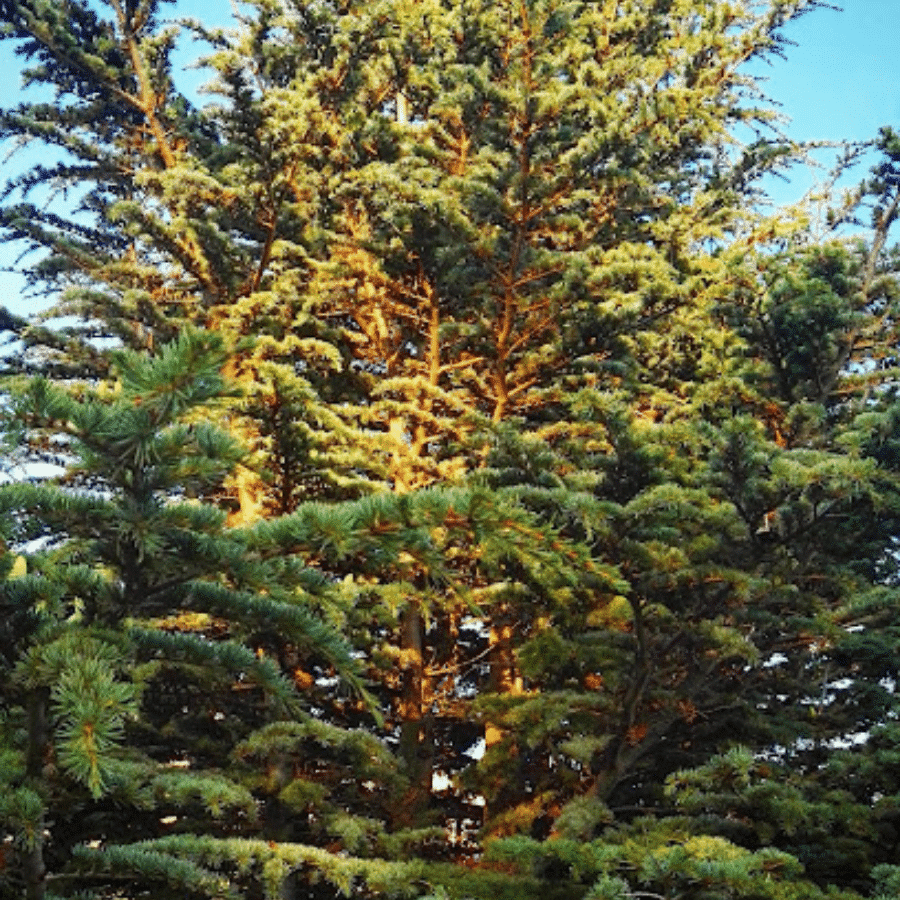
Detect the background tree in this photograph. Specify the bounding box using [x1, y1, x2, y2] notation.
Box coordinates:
[3, 1, 900, 899]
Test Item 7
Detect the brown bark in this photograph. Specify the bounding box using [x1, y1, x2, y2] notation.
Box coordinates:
[395, 600, 433, 825]
[24, 689, 49, 900]
[485, 618, 524, 749]
[388, 170, 441, 814]
[226, 463, 266, 526]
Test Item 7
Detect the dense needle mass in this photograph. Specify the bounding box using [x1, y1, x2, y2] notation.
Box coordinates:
[1, 2, 900, 899]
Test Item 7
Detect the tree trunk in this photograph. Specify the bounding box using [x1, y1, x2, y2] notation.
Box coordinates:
[485, 616, 524, 748]
[24, 688, 49, 900]
[395, 600, 433, 825]
[480, 614, 526, 829]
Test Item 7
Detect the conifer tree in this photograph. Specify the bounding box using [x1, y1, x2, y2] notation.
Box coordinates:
[467, 129, 900, 899]
[4, 1, 900, 899]
[0, 329, 359, 898]
[181, 0, 844, 841]
[0, 328, 591, 899]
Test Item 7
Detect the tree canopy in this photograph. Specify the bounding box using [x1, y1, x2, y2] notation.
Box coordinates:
[1, 1, 900, 899]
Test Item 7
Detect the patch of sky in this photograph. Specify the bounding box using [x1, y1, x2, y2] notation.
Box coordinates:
[741, 0, 900, 223]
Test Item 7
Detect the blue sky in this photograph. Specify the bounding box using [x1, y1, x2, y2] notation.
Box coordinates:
[749, 0, 900, 207]
[1, 1, 898, 317]
[759, 0, 899, 146]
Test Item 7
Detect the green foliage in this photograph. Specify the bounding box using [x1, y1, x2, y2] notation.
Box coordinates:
[0, 329, 390, 898]
[70, 843, 238, 899]
[51, 652, 138, 798]
[1, 1, 899, 900]
[0, 785, 43, 851]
